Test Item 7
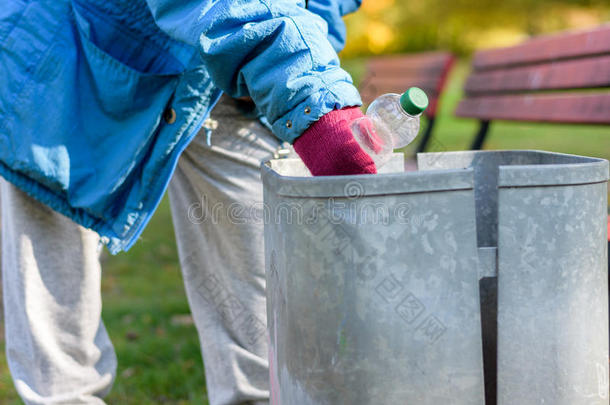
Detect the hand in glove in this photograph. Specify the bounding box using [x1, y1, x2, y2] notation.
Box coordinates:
[293, 107, 377, 176]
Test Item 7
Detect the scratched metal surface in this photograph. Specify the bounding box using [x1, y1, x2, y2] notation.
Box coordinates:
[263, 150, 609, 405]
[418, 150, 610, 404]
[262, 154, 486, 405]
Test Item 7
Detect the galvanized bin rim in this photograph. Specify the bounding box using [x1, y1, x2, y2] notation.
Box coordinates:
[417, 150, 609, 187]
[261, 160, 474, 198]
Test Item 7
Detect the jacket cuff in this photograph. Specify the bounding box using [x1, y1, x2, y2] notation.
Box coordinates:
[271, 80, 362, 144]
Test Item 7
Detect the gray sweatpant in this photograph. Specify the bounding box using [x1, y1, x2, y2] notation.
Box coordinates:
[1, 96, 280, 405]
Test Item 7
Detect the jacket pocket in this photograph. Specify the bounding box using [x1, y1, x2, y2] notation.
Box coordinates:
[72, 5, 180, 118]
[71, 0, 185, 75]
[65, 5, 180, 215]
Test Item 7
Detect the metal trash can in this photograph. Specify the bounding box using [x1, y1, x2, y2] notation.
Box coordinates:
[419, 150, 609, 405]
[262, 150, 609, 405]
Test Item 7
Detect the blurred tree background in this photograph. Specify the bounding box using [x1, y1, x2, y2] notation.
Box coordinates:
[341, 0, 609, 57]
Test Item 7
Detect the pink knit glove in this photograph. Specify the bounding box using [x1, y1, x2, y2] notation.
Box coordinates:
[294, 107, 377, 176]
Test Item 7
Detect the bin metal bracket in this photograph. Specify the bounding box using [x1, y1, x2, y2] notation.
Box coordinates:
[478, 247, 498, 279]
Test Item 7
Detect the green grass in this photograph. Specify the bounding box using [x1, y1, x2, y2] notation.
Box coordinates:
[98, 198, 207, 404]
[0, 58, 608, 403]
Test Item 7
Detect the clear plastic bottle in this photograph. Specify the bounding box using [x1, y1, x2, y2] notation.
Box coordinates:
[351, 87, 429, 168]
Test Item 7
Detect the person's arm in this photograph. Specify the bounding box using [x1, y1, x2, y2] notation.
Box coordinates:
[146, 0, 376, 175]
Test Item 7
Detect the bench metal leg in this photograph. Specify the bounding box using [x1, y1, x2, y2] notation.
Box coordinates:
[416, 117, 436, 153]
[470, 120, 491, 150]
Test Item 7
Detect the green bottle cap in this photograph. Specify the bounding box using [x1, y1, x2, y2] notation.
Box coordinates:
[400, 87, 429, 116]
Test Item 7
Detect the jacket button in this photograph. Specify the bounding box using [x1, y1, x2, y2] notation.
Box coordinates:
[286, 120, 292, 128]
[164, 108, 177, 124]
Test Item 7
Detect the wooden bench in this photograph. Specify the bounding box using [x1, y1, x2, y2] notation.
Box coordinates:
[456, 25, 610, 150]
[456, 25, 610, 405]
[457, 24, 610, 240]
[360, 51, 455, 153]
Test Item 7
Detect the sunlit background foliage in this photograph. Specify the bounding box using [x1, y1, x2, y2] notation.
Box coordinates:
[341, 0, 610, 57]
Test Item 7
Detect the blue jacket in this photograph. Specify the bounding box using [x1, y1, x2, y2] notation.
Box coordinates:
[0, 0, 362, 253]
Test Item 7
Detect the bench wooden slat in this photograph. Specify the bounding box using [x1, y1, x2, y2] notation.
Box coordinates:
[465, 55, 610, 95]
[472, 25, 610, 70]
[456, 93, 610, 124]
[366, 52, 454, 76]
[361, 86, 438, 102]
[362, 52, 455, 117]
[361, 76, 439, 97]
[366, 72, 445, 88]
